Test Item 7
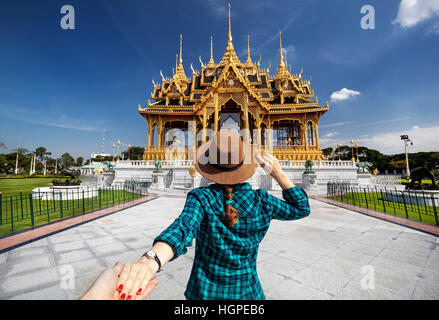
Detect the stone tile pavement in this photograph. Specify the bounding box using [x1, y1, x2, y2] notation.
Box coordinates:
[0, 195, 438, 300]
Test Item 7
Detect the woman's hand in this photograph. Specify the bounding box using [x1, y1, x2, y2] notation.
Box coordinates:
[81, 262, 158, 300]
[255, 153, 294, 189]
[116, 257, 159, 300]
[255, 153, 283, 179]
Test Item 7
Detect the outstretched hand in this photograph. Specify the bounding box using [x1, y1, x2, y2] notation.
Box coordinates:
[116, 257, 159, 300]
[80, 262, 159, 300]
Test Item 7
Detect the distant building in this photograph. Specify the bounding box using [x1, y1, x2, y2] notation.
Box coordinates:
[80, 161, 115, 175]
[90, 153, 112, 159]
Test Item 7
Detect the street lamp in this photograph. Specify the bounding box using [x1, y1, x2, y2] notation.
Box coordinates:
[128, 144, 131, 160]
[112, 144, 115, 161]
[355, 143, 359, 162]
[117, 140, 121, 161]
[350, 140, 355, 162]
[400, 135, 413, 179]
[337, 144, 341, 161]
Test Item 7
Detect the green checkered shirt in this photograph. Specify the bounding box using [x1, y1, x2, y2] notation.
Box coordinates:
[153, 182, 310, 300]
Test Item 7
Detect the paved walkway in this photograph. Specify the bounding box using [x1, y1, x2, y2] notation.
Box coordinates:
[0, 195, 438, 300]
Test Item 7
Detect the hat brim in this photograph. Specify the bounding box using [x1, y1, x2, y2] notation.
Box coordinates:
[194, 139, 257, 185]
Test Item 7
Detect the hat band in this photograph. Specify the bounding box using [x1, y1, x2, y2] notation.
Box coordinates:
[205, 149, 245, 172]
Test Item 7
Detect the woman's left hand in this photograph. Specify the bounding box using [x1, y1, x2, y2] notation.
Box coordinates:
[117, 257, 159, 300]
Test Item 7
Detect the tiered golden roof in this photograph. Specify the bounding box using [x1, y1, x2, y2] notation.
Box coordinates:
[139, 4, 329, 161]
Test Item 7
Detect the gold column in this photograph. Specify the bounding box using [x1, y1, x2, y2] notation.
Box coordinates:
[266, 122, 272, 151]
[254, 113, 261, 148]
[202, 109, 207, 143]
[315, 123, 319, 149]
[158, 119, 164, 147]
[214, 107, 219, 133]
[214, 93, 219, 132]
[147, 121, 152, 148]
[304, 121, 309, 150]
[243, 100, 249, 143]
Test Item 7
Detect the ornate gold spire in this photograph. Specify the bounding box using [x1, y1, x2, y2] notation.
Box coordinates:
[245, 35, 254, 68]
[206, 36, 216, 68]
[174, 34, 188, 82]
[228, 3, 232, 41]
[218, 3, 242, 67]
[274, 31, 290, 81]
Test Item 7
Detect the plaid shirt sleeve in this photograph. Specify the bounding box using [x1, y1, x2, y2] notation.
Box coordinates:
[264, 186, 310, 221]
[153, 190, 204, 261]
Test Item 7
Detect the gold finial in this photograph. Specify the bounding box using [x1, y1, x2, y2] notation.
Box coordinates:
[228, 3, 232, 41]
[179, 34, 183, 64]
[175, 54, 178, 72]
[247, 35, 251, 59]
[199, 55, 205, 68]
[279, 31, 284, 66]
[207, 36, 215, 67]
[160, 70, 164, 81]
[245, 35, 253, 67]
[210, 36, 214, 60]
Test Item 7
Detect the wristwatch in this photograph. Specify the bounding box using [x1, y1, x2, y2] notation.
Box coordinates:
[142, 250, 162, 273]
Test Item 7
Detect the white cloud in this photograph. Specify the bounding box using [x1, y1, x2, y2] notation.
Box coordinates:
[355, 125, 439, 154]
[321, 132, 338, 138]
[393, 0, 439, 28]
[330, 88, 361, 103]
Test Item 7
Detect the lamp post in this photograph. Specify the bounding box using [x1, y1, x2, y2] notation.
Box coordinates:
[350, 140, 355, 161]
[117, 140, 120, 161]
[112, 144, 115, 161]
[331, 147, 335, 160]
[400, 135, 413, 179]
[355, 143, 359, 162]
[14, 153, 18, 174]
[337, 144, 341, 161]
[128, 144, 131, 160]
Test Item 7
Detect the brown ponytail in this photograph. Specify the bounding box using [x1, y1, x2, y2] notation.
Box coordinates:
[223, 185, 240, 227]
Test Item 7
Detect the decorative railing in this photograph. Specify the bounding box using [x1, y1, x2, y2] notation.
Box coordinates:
[115, 159, 356, 169]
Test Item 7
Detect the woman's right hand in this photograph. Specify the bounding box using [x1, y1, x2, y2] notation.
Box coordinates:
[255, 153, 283, 179]
[255, 153, 294, 189]
[116, 257, 159, 300]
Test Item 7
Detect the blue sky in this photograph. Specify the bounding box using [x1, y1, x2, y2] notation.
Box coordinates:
[0, 0, 438, 159]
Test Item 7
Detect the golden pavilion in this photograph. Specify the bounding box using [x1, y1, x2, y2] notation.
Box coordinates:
[138, 5, 329, 161]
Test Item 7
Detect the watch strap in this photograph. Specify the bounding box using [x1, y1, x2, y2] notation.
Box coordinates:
[142, 251, 162, 273]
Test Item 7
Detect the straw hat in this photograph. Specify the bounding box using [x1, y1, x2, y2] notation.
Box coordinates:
[194, 129, 257, 185]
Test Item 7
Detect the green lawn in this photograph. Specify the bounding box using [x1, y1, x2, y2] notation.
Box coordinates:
[0, 186, 147, 237]
[0, 178, 56, 196]
[329, 191, 438, 226]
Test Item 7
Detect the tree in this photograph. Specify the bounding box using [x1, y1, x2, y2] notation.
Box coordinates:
[35, 147, 51, 161]
[60, 153, 75, 169]
[76, 157, 84, 166]
[122, 146, 145, 160]
[13, 148, 29, 155]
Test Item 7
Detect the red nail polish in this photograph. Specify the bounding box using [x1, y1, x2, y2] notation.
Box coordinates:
[127, 294, 133, 300]
[120, 293, 126, 300]
[137, 288, 142, 294]
[118, 284, 123, 291]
